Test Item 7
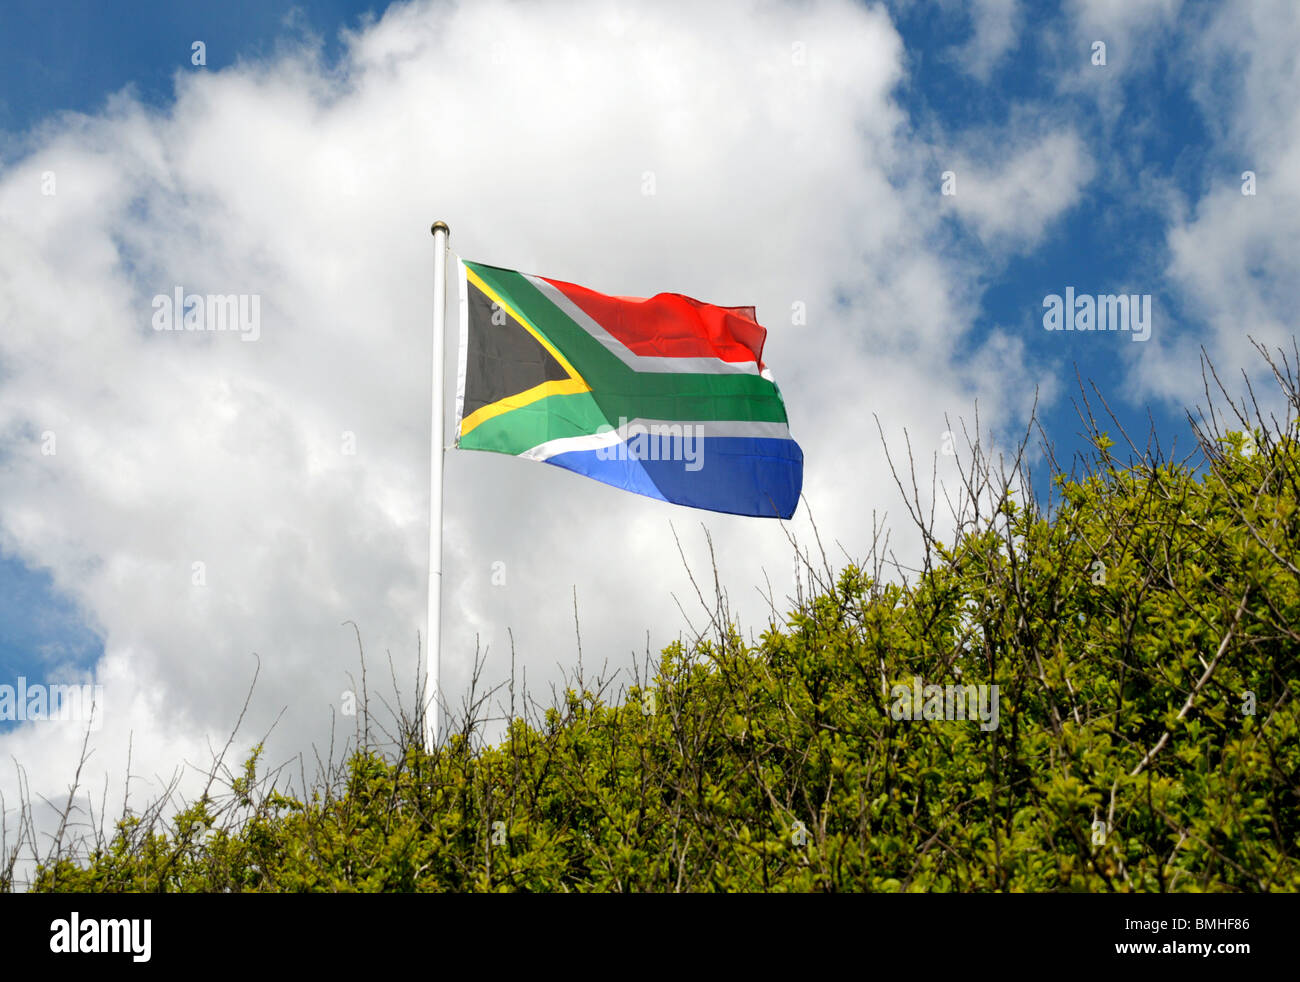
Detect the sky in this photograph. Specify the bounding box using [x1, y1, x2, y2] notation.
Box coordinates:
[1, 0, 1296, 884]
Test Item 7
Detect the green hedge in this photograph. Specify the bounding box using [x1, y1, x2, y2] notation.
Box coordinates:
[30, 392, 1300, 892]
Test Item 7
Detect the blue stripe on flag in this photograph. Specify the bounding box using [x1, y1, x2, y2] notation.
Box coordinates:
[544, 436, 803, 518]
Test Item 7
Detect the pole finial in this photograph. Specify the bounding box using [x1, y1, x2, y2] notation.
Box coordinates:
[430, 221, 450, 238]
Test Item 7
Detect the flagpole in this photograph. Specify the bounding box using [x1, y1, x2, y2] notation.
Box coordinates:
[427, 219, 450, 751]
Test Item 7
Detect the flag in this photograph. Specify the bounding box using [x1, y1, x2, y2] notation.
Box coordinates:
[452, 257, 803, 518]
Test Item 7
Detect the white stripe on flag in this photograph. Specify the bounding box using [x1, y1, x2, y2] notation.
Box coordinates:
[521, 418, 793, 462]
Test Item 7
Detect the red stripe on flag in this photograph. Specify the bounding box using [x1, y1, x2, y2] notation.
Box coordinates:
[541, 276, 768, 367]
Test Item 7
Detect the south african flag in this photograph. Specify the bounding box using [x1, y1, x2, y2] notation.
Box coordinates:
[453, 257, 803, 519]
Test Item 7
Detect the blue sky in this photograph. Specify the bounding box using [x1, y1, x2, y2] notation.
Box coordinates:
[0, 1, 363, 135]
[0, 0, 1293, 796]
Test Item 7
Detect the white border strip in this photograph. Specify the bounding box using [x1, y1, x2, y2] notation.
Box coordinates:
[453, 252, 469, 443]
[522, 418, 793, 462]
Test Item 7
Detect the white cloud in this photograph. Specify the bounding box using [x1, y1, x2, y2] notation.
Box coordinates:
[1055, 0, 1185, 119]
[954, 0, 1022, 82]
[940, 126, 1096, 249]
[1068, 0, 1183, 35]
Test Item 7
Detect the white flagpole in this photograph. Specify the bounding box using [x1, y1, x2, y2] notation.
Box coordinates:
[427, 220, 450, 751]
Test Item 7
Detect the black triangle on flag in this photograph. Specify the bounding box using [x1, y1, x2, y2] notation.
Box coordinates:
[461, 277, 573, 421]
